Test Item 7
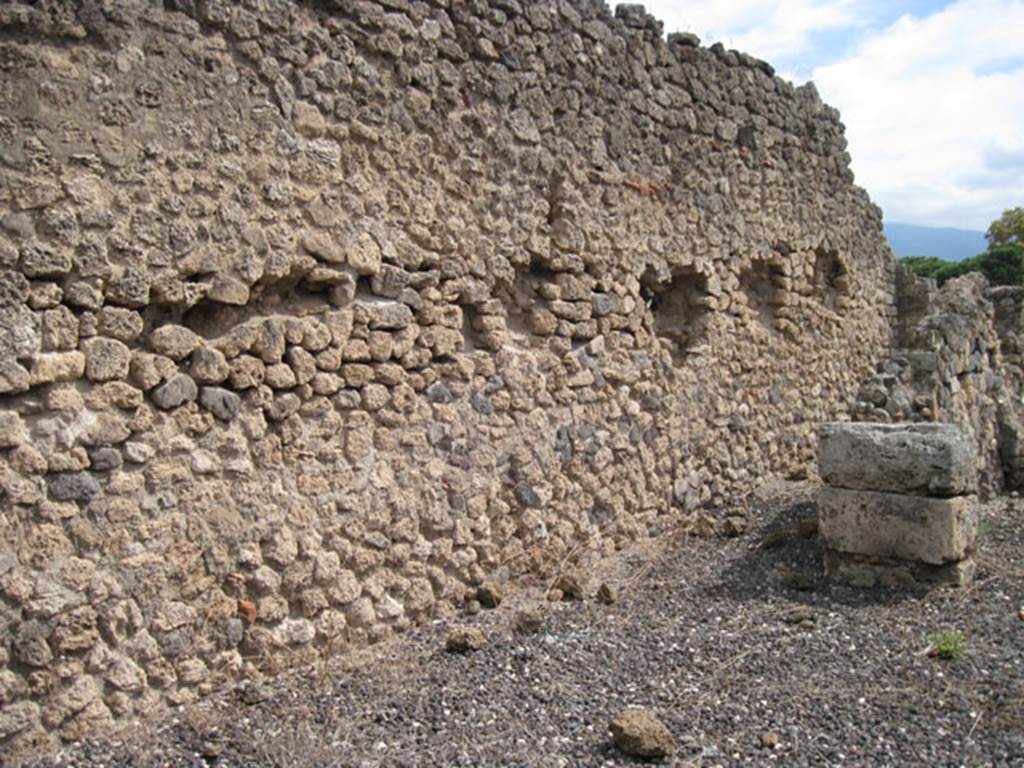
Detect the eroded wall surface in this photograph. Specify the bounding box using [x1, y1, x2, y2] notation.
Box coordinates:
[853, 269, 1024, 495]
[0, 0, 895, 754]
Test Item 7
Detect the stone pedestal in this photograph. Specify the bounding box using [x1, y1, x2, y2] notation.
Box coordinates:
[818, 422, 978, 588]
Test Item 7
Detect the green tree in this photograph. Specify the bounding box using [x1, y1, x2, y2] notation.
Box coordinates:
[987, 207, 1024, 247]
[901, 256, 953, 280]
[901, 244, 1024, 287]
[964, 245, 1024, 286]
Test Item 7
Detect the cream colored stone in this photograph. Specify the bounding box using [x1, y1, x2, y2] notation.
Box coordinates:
[819, 487, 977, 565]
[29, 351, 85, 385]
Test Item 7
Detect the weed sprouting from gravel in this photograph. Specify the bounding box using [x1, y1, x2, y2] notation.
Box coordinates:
[928, 629, 967, 660]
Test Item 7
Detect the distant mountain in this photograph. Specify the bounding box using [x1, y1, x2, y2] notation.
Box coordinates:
[883, 221, 988, 262]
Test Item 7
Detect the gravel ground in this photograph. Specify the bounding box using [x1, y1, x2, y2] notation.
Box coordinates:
[23, 482, 1024, 767]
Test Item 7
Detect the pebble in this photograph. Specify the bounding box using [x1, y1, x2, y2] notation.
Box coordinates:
[445, 626, 486, 653]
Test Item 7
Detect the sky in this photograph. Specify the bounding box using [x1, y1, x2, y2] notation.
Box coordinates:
[641, 0, 1024, 231]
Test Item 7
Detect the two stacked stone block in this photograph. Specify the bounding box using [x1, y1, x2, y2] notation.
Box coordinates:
[818, 423, 979, 588]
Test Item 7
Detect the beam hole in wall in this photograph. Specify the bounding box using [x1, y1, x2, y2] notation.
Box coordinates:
[813, 248, 850, 311]
[353, 275, 376, 302]
[460, 302, 482, 352]
[180, 279, 331, 339]
[740, 258, 787, 331]
[641, 265, 710, 363]
[498, 260, 558, 346]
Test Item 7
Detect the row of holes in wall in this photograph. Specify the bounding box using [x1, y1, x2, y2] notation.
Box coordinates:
[171, 250, 847, 365]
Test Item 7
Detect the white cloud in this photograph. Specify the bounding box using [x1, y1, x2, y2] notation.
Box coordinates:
[639, 1, 1024, 230]
[813, 0, 1024, 228]
[642, 0, 867, 71]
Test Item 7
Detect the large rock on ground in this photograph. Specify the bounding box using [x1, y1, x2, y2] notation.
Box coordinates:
[818, 422, 976, 497]
[444, 626, 486, 653]
[608, 709, 675, 758]
[819, 487, 977, 565]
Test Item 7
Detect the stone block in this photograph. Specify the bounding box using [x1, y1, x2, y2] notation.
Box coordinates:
[148, 324, 201, 361]
[824, 550, 976, 589]
[0, 410, 27, 448]
[29, 351, 86, 385]
[819, 487, 977, 565]
[818, 422, 976, 496]
[199, 387, 241, 421]
[47, 472, 101, 503]
[152, 373, 198, 409]
[0, 700, 40, 740]
[82, 338, 131, 382]
[0, 361, 31, 394]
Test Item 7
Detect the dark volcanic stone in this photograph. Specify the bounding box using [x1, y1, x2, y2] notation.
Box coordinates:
[47, 472, 100, 502]
[88, 447, 122, 472]
[199, 386, 241, 421]
[152, 373, 198, 410]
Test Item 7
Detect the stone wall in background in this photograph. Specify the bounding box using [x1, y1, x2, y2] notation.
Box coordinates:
[0, 0, 896, 755]
[852, 269, 1024, 495]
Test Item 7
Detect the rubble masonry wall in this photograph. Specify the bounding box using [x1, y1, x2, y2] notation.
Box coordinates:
[0, 0, 895, 754]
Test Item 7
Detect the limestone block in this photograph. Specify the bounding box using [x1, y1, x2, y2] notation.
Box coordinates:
[123, 442, 154, 464]
[294, 102, 326, 138]
[1, 304, 40, 361]
[14, 622, 53, 667]
[824, 550, 976, 589]
[10, 444, 46, 473]
[87, 381, 143, 410]
[190, 449, 219, 474]
[311, 372, 342, 395]
[818, 422, 976, 496]
[189, 347, 230, 384]
[362, 301, 413, 330]
[51, 607, 100, 652]
[19, 243, 72, 277]
[105, 654, 147, 692]
[104, 268, 151, 308]
[97, 307, 144, 342]
[0, 410, 27, 448]
[82, 338, 131, 382]
[41, 306, 78, 350]
[347, 232, 382, 275]
[0, 269, 30, 307]
[28, 282, 62, 310]
[47, 448, 89, 473]
[0, 361, 31, 394]
[265, 363, 297, 389]
[206, 275, 250, 305]
[273, 618, 316, 646]
[301, 230, 342, 263]
[0, 700, 40, 740]
[81, 411, 131, 446]
[148, 324, 201, 361]
[29, 351, 86, 385]
[229, 355, 265, 389]
[286, 347, 317, 383]
[64, 282, 103, 311]
[129, 351, 175, 391]
[819, 487, 977, 565]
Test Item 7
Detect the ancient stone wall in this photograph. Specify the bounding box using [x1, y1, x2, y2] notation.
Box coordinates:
[0, 0, 896, 754]
[853, 269, 1024, 495]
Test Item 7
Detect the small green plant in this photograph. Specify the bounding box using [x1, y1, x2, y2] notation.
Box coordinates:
[928, 630, 967, 660]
